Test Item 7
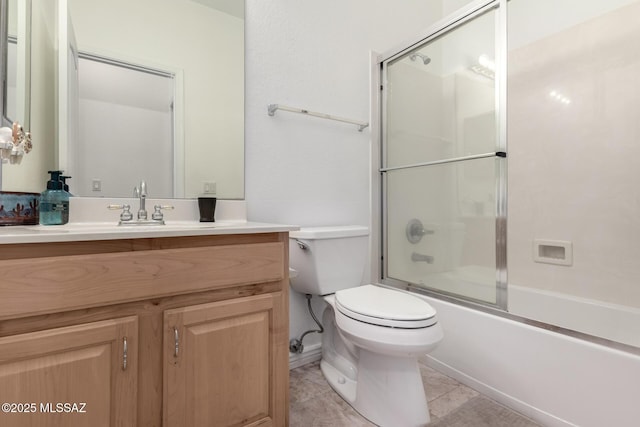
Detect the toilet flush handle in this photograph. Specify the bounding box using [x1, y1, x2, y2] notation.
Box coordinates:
[295, 239, 310, 251]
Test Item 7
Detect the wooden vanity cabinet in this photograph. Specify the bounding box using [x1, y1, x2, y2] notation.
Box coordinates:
[0, 232, 290, 427]
[164, 293, 285, 427]
[0, 316, 138, 427]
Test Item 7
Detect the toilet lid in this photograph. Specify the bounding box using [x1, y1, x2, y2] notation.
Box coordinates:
[335, 285, 437, 328]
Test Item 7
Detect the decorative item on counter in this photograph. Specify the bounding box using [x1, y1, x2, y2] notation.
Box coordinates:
[0, 122, 33, 165]
[198, 196, 217, 222]
[39, 170, 70, 226]
[0, 191, 40, 225]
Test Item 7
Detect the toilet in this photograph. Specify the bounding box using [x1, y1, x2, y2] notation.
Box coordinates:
[289, 226, 443, 427]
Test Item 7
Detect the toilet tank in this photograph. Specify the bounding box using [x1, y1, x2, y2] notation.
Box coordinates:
[289, 226, 369, 295]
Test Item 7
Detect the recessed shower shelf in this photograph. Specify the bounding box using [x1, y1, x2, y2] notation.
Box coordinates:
[267, 104, 369, 132]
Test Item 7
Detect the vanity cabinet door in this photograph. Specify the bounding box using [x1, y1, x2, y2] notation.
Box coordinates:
[164, 292, 288, 427]
[0, 316, 138, 427]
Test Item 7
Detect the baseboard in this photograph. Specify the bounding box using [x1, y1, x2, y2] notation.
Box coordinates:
[289, 342, 322, 370]
[421, 355, 577, 427]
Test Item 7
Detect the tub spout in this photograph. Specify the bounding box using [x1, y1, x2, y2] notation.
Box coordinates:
[411, 252, 434, 264]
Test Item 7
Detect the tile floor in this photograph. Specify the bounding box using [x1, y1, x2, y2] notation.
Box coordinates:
[289, 360, 541, 427]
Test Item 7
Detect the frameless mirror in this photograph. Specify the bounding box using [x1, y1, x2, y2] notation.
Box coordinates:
[1, 0, 244, 199]
[0, 0, 30, 128]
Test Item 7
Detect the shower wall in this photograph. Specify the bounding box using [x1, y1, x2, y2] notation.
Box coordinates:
[507, 0, 640, 347]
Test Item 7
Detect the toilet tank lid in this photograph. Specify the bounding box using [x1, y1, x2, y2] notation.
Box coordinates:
[290, 225, 368, 240]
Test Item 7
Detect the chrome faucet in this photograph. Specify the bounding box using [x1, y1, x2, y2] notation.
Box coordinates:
[109, 180, 173, 225]
[411, 252, 434, 264]
[134, 181, 148, 220]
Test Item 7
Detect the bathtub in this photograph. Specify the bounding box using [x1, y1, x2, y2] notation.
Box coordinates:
[415, 293, 640, 427]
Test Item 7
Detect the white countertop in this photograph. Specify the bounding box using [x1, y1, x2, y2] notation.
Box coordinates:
[0, 197, 298, 244]
[0, 221, 299, 244]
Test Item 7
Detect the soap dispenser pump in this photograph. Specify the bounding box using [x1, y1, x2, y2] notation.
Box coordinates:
[60, 175, 72, 194]
[59, 175, 72, 224]
[40, 170, 70, 225]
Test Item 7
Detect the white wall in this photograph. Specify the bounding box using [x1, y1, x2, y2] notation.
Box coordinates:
[76, 99, 173, 197]
[245, 0, 447, 352]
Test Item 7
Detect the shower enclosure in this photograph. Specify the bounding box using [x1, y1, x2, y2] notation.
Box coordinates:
[376, 0, 640, 351]
[379, 2, 506, 308]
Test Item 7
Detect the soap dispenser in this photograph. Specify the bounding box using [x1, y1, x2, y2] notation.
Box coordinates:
[40, 170, 70, 225]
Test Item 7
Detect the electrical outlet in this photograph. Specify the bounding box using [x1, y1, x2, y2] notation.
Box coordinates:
[92, 179, 102, 192]
[203, 181, 216, 194]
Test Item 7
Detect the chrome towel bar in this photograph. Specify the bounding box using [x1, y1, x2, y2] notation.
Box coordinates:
[268, 103, 369, 132]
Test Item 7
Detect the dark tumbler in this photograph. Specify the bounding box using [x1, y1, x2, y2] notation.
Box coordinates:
[197, 197, 217, 222]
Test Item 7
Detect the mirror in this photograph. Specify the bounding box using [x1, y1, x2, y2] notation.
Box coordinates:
[1, 0, 30, 129]
[1, 0, 244, 199]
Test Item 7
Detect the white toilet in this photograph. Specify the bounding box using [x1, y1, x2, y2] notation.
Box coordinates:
[289, 226, 443, 427]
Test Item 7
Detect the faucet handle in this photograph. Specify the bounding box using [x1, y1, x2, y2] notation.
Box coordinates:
[152, 204, 174, 221]
[108, 204, 133, 222]
[406, 218, 434, 244]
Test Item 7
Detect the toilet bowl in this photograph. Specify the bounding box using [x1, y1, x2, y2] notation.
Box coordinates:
[289, 226, 443, 426]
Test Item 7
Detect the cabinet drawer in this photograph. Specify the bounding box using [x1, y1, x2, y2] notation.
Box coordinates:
[0, 242, 285, 320]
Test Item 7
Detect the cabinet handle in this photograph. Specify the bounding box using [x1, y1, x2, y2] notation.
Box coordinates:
[122, 337, 128, 371]
[174, 327, 179, 358]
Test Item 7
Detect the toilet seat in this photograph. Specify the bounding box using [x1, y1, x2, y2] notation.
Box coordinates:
[335, 285, 437, 329]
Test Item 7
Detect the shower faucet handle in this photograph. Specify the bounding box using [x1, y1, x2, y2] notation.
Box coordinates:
[406, 218, 434, 244]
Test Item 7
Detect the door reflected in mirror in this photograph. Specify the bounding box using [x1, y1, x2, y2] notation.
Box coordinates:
[76, 55, 176, 198]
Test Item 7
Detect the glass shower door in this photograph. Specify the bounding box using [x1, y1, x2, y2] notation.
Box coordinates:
[381, 5, 505, 307]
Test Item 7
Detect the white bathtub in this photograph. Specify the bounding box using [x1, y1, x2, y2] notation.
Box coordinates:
[417, 294, 640, 427]
[414, 267, 640, 349]
[509, 284, 640, 348]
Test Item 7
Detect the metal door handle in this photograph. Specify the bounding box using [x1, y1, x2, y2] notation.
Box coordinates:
[174, 327, 179, 358]
[122, 337, 128, 370]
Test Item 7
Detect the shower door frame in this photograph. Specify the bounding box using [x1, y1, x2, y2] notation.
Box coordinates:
[373, 0, 508, 310]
